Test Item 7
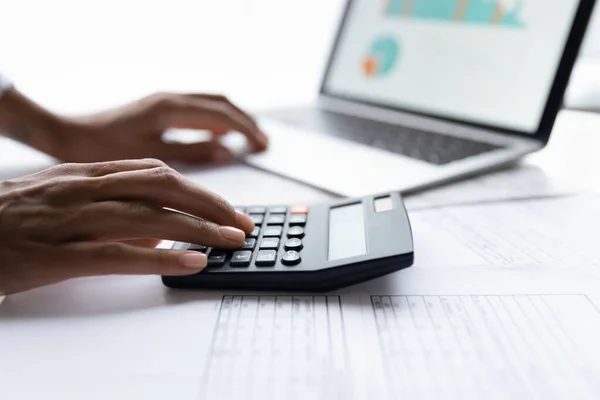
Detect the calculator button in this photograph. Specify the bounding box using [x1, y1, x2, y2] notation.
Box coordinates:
[266, 214, 285, 225]
[289, 214, 307, 226]
[260, 238, 280, 250]
[207, 251, 226, 267]
[247, 227, 260, 238]
[269, 206, 287, 214]
[284, 238, 303, 251]
[281, 250, 301, 266]
[291, 205, 308, 214]
[246, 207, 266, 214]
[255, 250, 277, 267]
[241, 238, 256, 250]
[263, 226, 283, 237]
[230, 251, 252, 267]
[250, 214, 264, 225]
[188, 244, 208, 253]
[286, 226, 304, 238]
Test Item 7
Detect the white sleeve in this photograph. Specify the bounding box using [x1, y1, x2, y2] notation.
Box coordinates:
[0, 74, 13, 98]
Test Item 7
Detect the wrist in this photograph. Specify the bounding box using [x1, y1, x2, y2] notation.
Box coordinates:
[0, 89, 68, 158]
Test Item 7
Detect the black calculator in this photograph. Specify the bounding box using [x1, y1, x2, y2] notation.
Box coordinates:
[161, 192, 414, 291]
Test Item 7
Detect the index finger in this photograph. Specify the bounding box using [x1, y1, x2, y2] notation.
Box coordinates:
[166, 96, 268, 151]
[192, 94, 268, 150]
[87, 166, 255, 233]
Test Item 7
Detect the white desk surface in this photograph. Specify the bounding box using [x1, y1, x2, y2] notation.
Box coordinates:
[3, 0, 600, 397]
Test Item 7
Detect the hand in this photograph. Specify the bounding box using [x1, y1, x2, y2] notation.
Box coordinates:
[0, 159, 254, 295]
[52, 92, 269, 164]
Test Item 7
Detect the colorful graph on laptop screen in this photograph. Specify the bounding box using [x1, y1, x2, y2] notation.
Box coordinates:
[384, 0, 524, 27]
[325, 0, 581, 133]
[363, 36, 400, 78]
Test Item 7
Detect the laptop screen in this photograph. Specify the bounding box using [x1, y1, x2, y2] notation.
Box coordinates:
[322, 0, 582, 134]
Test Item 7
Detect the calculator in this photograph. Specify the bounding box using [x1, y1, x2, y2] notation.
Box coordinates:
[161, 192, 414, 291]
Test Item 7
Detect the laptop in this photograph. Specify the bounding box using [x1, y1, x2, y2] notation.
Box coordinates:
[228, 0, 595, 197]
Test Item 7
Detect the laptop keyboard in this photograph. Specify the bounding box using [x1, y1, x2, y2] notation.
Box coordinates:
[261, 108, 503, 165]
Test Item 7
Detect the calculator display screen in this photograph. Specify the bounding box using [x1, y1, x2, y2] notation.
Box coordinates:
[328, 203, 367, 261]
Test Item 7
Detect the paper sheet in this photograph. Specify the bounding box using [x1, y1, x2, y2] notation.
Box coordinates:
[198, 295, 352, 399]
[197, 267, 600, 400]
[404, 165, 578, 211]
[2, 267, 600, 400]
[367, 293, 600, 399]
[409, 193, 600, 268]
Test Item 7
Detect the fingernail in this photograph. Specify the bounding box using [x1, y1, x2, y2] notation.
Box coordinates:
[218, 226, 245, 242]
[179, 252, 208, 269]
[235, 210, 255, 231]
[212, 148, 232, 163]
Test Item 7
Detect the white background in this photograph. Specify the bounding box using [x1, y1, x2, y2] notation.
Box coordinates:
[0, 0, 345, 115]
[325, 0, 580, 132]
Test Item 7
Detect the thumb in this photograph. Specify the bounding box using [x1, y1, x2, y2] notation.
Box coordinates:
[60, 242, 208, 277]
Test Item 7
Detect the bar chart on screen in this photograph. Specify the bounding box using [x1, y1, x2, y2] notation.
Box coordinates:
[384, 0, 525, 27]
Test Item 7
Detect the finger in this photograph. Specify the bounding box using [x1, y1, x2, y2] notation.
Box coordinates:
[165, 96, 268, 151]
[55, 158, 167, 178]
[44, 160, 166, 185]
[42, 159, 176, 205]
[59, 241, 209, 277]
[152, 141, 233, 164]
[76, 201, 247, 249]
[191, 94, 263, 138]
[87, 167, 255, 233]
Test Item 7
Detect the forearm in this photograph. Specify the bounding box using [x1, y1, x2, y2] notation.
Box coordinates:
[0, 86, 65, 157]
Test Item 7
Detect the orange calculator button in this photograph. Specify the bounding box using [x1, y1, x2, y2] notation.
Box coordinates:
[291, 205, 308, 214]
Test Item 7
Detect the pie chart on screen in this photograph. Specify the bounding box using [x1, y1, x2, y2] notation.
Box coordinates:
[363, 36, 400, 78]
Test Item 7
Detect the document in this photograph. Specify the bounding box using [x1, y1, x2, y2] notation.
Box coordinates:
[198, 267, 600, 400]
[409, 193, 600, 268]
[198, 295, 352, 399]
[1, 267, 600, 399]
[404, 165, 578, 211]
[366, 293, 600, 399]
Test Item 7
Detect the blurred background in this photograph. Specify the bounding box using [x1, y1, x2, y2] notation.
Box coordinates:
[0, 0, 343, 114]
[2, 0, 600, 115]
